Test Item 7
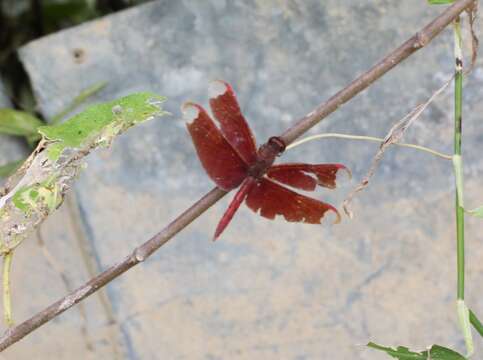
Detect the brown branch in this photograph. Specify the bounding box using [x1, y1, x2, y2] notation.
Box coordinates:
[0, 0, 475, 351]
[280, 0, 474, 145]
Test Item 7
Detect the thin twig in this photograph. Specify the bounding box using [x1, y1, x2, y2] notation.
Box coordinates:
[278, 0, 476, 145]
[0, 0, 475, 351]
[287, 133, 452, 160]
[0, 187, 226, 350]
[342, 73, 454, 218]
[465, 1, 479, 72]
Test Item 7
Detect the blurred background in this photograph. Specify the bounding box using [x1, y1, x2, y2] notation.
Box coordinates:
[0, 0, 482, 359]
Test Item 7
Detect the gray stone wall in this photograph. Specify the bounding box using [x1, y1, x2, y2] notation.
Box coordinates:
[1, 1, 482, 358]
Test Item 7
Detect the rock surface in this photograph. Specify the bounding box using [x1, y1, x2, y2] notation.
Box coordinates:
[0, 79, 26, 173]
[2, 0, 482, 358]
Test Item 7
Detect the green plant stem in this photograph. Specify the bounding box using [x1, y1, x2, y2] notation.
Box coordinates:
[469, 309, 483, 337]
[452, 16, 473, 356]
[453, 16, 464, 302]
[286, 133, 452, 160]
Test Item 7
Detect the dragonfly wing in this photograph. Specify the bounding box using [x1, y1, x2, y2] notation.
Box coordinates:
[245, 178, 340, 224]
[267, 163, 350, 191]
[209, 80, 258, 165]
[184, 102, 247, 190]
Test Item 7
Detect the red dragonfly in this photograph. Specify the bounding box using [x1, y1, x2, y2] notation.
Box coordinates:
[183, 80, 349, 240]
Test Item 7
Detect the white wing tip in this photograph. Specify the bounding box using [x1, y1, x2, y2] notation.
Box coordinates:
[209, 80, 228, 99]
[181, 102, 199, 123]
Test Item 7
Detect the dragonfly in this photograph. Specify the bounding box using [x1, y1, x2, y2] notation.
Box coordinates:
[183, 80, 349, 240]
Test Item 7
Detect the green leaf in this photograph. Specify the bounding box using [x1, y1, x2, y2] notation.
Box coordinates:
[367, 342, 423, 359]
[51, 81, 108, 125]
[42, 0, 98, 32]
[38, 92, 166, 161]
[42, 1, 89, 21]
[0, 159, 24, 179]
[1, 92, 167, 254]
[12, 178, 62, 215]
[367, 342, 466, 360]
[424, 345, 467, 360]
[427, 0, 455, 4]
[466, 206, 483, 218]
[0, 109, 44, 137]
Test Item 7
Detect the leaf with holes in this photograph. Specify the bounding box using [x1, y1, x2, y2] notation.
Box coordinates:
[367, 342, 466, 360]
[1, 92, 167, 253]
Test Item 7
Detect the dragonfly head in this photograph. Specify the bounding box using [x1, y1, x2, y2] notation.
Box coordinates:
[248, 137, 286, 178]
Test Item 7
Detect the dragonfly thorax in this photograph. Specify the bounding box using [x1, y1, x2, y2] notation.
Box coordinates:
[248, 137, 286, 178]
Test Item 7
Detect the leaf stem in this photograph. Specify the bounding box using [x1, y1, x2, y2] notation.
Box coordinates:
[287, 133, 452, 160]
[469, 309, 483, 337]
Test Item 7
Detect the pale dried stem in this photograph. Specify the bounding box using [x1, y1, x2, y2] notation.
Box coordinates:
[342, 74, 454, 218]
[287, 133, 452, 160]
